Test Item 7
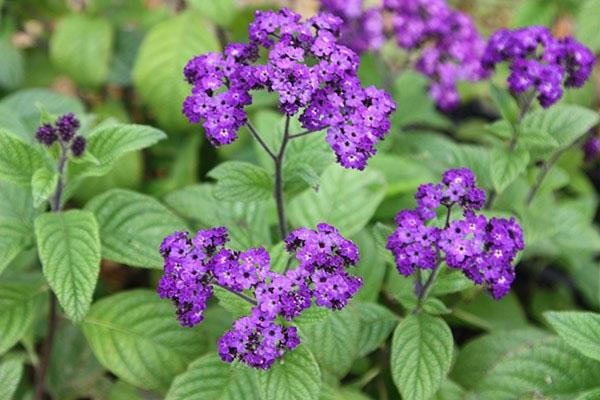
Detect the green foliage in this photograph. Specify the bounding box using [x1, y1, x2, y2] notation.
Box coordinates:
[0, 129, 46, 186]
[0, 356, 24, 400]
[132, 11, 219, 131]
[260, 346, 321, 400]
[208, 161, 273, 202]
[391, 314, 454, 400]
[490, 146, 530, 193]
[85, 189, 186, 269]
[354, 302, 398, 357]
[0, 38, 24, 90]
[50, 15, 113, 86]
[289, 165, 386, 236]
[35, 210, 101, 321]
[188, 0, 237, 26]
[576, 0, 600, 52]
[166, 354, 262, 400]
[489, 85, 519, 125]
[545, 311, 600, 362]
[31, 167, 58, 207]
[82, 290, 206, 392]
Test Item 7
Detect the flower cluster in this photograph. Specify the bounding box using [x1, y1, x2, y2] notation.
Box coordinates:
[35, 113, 86, 157]
[320, 0, 384, 54]
[482, 26, 595, 108]
[387, 168, 524, 299]
[158, 224, 362, 369]
[182, 8, 395, 169]
[583, 133, 600, 163]
[383, 0, 488, 110]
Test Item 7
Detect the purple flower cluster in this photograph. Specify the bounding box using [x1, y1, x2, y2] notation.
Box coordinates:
[386, 168, 524, 299]
[158, 224, 362, 369]
[182, 8, 395, 169]
[583, 134, 600, 163]
[320, 0, 384, 54]
[383, 0, 488, 110]
[35, 113, 86, 157]
[483, 26, 595, 108]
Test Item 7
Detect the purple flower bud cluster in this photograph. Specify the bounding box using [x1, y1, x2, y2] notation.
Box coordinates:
[483, 26, 596, 108]
[583, 134, 600, 163]
[158, 224, 362, 369]
[182, 8, 395, 170]
[386, 168, 524, 299]
[35, 113, 86, 157]
[319, 0, 385, 54]
[383, 0, 488, 110]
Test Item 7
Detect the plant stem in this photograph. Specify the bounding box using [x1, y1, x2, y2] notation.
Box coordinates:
[414, 206, 451, 313]
[525, 148, 565, 206]
[246, 121, 276, 160]
[215, 283, 258, 306]
[274, 116, 291, 241]
[35, 144, 68, 400]
[288, 128, 321, 139]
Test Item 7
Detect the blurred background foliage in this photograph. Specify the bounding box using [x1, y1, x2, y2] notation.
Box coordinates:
[0, 0, 599, 398]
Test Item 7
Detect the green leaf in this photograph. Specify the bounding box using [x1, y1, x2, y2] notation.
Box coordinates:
[212, 286, 253, 318]
[0, 38, 24, 90]
[432, 380, 466, 400]
[166, 354, 261, 400]
[354, 302, 398, 357]
[489, 85, 519, 124]
[576, 0, 600, 52]
[85, 189, 186, 269]
[352, 229, 386, 302]
[260, 346, 321, 400]
[82, 289, 206, 392]
[298, 307, 360, 378]
[70, 123, 166, 180]
[0, 356, 24, 400]
[0, 129, 46, 186]
[31, 167, 58, 207]
[288, 165, 386, 236]
[164, 184, 271, 250]
[208, 161, 273, 202]
[369, 153, 436, 197]
[452, 292, 528, 332]
[35, 210, 101, 322]
[132, 11, 219, 131]
[50, 15, 113, 86]
[319, 385, 371, 400]
[516, 128, 559, 151]
[391, 314, 453, 400]
[576, 388, 600, 400]
[188, 0, 237, 26]
[490, 146, 530, 193]
[472, 336, 600, 399]
[520, 105, 600, 150]
[545, 311, 600, 362]
[48, 322, 106, 400]
[0, 277, 47, 355]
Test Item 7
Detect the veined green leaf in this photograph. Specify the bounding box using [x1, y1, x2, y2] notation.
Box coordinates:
[545, 311, 600, 362]
[260, 346, 321, 400]
[354, 302, 398, 357]
[0, 356, 24, 400]
[35, 210, 101, 322]
[31, 167, 58, 207]
[208, 161, 273, 202]
[0, 129, 46, 186]
[490, 145, 530, 193]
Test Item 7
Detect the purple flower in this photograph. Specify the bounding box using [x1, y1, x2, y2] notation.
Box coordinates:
[583, 134, 600, 163]
[55, 112, 80, 141]
[71, 136, 86, 157]
[35, 113, 85, 157]
[182, 8, 395, 170]
[387, 168, 524, 299]
[483, 26, 595, 108]
[383, 0, 488, 110]
[36, 123, 58, 146]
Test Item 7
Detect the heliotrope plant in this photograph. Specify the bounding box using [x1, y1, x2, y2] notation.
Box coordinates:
[158, 223, 362, 369]
[387, 168, 524, 306]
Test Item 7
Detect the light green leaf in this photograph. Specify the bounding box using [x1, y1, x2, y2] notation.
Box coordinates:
[576, 388, 600, 400]
[132, 11, 219, 131]
[432, 380, 466, 400]
[82, 289, 206, 392]
[50, 15, 113, 86]
[0, 129, 46, 186]
[490, 146, 530, 193]
[212, 286, 253, 318]
[576, 0, 600, 52]
[164, 184, 271, 250]
[85, 189, 186, 269]
[0, 38, 24, 90]
[166, 354, 261, 400]
[35, 210, 101, 321]
[260, 346, 321, 400]
[70, 123, 166, 180]
[0, 356, 24, 400]
[354, 302, 398, 357]
[319, 385, 371, 400]
[517, 128, 559, 151]
[352, 229, 386, 302]
[0, 277, 47, 355]
[299, 307, 360, 378]
[369, 153, 436, 197]
[288, 165, 386, 237]
[489, 85, 519, 124]
[520, 105, 599, 150]
[391, 314, 453, 400]
[208, 161, 273, 202]
[188, 0, 237, 26]
[452, 292, 528, 332]
[31, 167, 58, 207]
[545, 311, 600, 362]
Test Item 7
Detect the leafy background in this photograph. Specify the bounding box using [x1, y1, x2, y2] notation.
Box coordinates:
[0, 0, 599, 399]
